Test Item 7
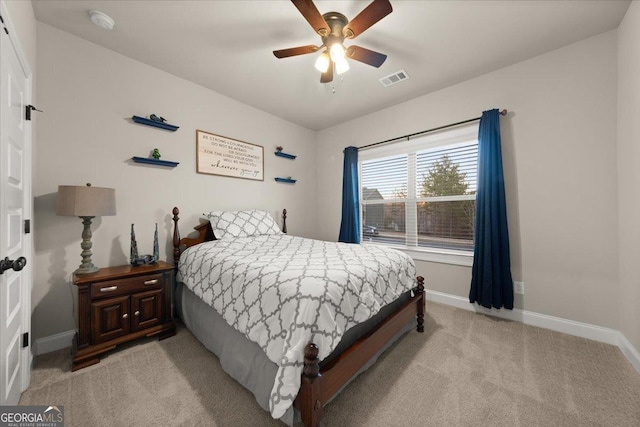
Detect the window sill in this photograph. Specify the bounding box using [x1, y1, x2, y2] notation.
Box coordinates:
[361, 241, 474, 267]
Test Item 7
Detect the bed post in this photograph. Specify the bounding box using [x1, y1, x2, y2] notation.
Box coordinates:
[282, 209, 287, 234]
[297, 342, 322, 427]
[172, 207, 181, 269]
[417, 276, 425, 332]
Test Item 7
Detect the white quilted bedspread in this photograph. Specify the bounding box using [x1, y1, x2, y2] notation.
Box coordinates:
[178, 234, 416, 419]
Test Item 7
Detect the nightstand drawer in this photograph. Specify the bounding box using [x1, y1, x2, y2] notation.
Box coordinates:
[90, 273, 163, 299]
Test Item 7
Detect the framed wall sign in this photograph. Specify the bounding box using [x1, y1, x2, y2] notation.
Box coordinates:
[196, 130, 264, 181]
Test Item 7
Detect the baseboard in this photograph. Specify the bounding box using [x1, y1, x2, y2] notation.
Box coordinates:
[425, 290, 640, 373]
[34, 330, 75, 356]
[33, 292, 640, 373]
[618, 332, 640, 373]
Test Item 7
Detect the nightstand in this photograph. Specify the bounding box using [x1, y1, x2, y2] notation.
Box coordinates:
[71, 261, 176, 371]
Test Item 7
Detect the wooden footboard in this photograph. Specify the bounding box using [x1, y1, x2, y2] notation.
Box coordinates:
[171, 207, 425, 427]
[295, 277, 425, 427]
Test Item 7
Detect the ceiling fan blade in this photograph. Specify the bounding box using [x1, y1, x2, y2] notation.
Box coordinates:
[346, 45, 387, 68]
[320, 60, 333, 83]
[292, 0, 331, 37]
[343, 0, 392, 39]
[273, 45, 319, 58]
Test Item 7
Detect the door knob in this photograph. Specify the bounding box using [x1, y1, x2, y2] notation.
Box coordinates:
[0, 257, 27, 275]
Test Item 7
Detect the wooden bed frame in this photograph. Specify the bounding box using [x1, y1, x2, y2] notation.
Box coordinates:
[171, 207, 425, 427]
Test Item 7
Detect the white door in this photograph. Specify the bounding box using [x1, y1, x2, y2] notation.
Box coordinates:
[0, 2, 33, 405]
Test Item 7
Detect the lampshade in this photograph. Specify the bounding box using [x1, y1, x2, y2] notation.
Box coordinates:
[335, 57, 350, 75]
[56, 184, 116, 217]
[314, 52, 330, 73]
[329, 43, 346, 62]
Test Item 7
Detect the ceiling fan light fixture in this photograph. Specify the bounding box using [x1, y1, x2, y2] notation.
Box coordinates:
[335, 57, 350, 75]
[329, 43, 346, 62]
[315, 52, 330, 73]
[274, 0, 393, 83]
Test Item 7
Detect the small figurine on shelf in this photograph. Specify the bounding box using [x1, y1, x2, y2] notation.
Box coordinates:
[152, 148, 161, 159]
[149, 114, 167, 123]
[276, 146, 283, 152]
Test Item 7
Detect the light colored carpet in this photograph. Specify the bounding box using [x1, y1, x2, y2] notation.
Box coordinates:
[20, 302, 640, 426]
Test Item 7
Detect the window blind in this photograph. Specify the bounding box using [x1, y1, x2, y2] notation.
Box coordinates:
[359, 124, 478, 252]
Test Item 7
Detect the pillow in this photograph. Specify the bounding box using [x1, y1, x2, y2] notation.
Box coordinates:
[204, 210, 281, 240]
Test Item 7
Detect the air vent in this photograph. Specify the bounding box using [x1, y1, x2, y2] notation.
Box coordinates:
[379, 69, 409, 87]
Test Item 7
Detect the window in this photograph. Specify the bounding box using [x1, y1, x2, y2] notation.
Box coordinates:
[359, 125, 479, 259]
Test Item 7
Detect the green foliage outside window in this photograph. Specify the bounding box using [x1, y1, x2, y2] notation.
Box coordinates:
[419, 154, 475, 240]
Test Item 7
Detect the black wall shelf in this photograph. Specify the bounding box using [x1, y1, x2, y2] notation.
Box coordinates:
[132, 156, 179, 168]
[132, 115, 179, 131]
[275, 177, 296, 184]
[274, 151, 296, 160]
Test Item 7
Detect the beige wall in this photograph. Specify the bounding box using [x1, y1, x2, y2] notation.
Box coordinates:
[617, 2, 640, 351]
[33, 23, 318, 340]
[316, 31, 620, 329]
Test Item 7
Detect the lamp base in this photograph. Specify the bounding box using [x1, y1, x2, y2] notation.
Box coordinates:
[76, 216, 99, 275]
[74, 264, 99, 275]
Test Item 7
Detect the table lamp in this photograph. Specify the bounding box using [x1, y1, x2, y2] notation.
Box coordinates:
[56, 183, 116, 274]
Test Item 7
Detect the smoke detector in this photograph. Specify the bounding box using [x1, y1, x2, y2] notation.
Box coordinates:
[89, 10, 115, 30]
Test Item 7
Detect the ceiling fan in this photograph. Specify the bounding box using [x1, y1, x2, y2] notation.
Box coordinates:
[273, 0, 393, 83]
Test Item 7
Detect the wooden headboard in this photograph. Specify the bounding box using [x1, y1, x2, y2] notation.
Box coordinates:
[171, 207, 287, 268]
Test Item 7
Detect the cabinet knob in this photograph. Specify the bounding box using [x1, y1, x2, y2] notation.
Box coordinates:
[134, 311, 140, 317]
[122, 313, 128, 319]
[144, 279, 158, 285]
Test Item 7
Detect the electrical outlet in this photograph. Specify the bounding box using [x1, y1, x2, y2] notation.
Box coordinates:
[514, 281, 525, 295]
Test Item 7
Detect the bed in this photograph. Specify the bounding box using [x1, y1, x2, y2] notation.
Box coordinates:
[171, 207, 425, 427]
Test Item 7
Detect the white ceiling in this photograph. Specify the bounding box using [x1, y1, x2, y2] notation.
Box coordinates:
[33, 0, 630, 130]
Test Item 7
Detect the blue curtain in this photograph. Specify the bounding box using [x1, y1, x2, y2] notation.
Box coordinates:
[469, 109, 513, 309]
[338, 146, 360, 244]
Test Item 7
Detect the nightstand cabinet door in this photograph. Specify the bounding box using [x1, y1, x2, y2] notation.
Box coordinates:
[131, 289, 163, 331]
[91, 295, 131, 344]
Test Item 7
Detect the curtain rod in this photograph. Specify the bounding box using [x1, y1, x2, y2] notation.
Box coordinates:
[358, 109, 508, 151]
